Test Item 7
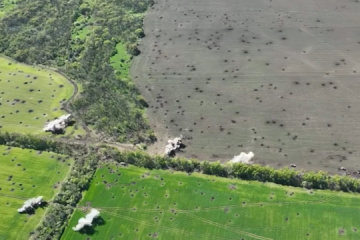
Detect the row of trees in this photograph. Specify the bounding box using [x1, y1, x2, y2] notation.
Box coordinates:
[107, 149, 360, 193]
[2, 132, 360, 238]
[0, 132, 89, 155]
[33, 153, 99, 239]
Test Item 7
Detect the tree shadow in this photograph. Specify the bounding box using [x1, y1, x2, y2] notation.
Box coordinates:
[79, 216, 106, 236]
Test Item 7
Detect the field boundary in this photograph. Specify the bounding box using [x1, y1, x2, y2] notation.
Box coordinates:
[0, 132, 360, 239]
[104, 149, 360, 194]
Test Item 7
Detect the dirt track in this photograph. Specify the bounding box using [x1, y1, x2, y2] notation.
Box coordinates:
[34, 63, 136, 152]
[131, 0, 360, 174]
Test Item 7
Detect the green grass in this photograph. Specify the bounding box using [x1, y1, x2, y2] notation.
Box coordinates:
[62, 164, 360, 240]
[0, 56, 83, 136]
[0, 0, 17, 17]
[68, 124, 87, 138]
[110, 43, 132, 81]
[0, 145, 72, 240]
[71, 14, 93, 41]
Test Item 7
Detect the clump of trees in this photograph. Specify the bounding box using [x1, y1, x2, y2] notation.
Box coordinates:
[0, 0, 155, 144]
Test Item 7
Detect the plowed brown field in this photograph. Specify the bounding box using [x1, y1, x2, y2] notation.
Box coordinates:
[132, 0, 360, 174]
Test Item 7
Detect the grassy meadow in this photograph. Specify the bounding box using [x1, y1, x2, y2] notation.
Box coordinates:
[0, 145, 72, 240]
[110, 43, 132, 81]
[0, 56, 85, 136]
[62, 164, 360, 240]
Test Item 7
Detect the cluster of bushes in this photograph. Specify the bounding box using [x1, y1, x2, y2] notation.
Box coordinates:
[106, 149, 360, 193]
[0, 0, 155, 144]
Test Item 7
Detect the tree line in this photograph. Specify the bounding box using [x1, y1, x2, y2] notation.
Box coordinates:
[1, 132, 360, 239]
[33, 153, 99, 240]
[2, 131, 360, 195]
[106, 148, 360, 193]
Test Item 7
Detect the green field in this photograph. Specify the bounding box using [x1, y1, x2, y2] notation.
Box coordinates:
[62, 164, 360, 240]
[0, 56, 85, 136]
[0, 145, 72, 240]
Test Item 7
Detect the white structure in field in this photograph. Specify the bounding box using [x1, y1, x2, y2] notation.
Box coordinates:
[73, 208, 100, 231]
[229, 152, 255, 164]
[43, 114, 72, 132]
[17, 196, 43, 213]
[165, 137, 183, 156]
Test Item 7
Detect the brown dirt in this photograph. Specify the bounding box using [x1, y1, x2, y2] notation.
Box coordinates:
[131, 0, 360, 174]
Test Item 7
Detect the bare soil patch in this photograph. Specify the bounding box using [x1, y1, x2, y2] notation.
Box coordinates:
[131, 0, 360, 174]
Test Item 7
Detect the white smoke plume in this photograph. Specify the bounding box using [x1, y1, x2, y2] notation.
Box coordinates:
[43, 114, 72, 132]
[17, 196, 43, 213]
[72, 208, 100, 231]
[165, 136, 183, 156]
[229, 152, 255, 164]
